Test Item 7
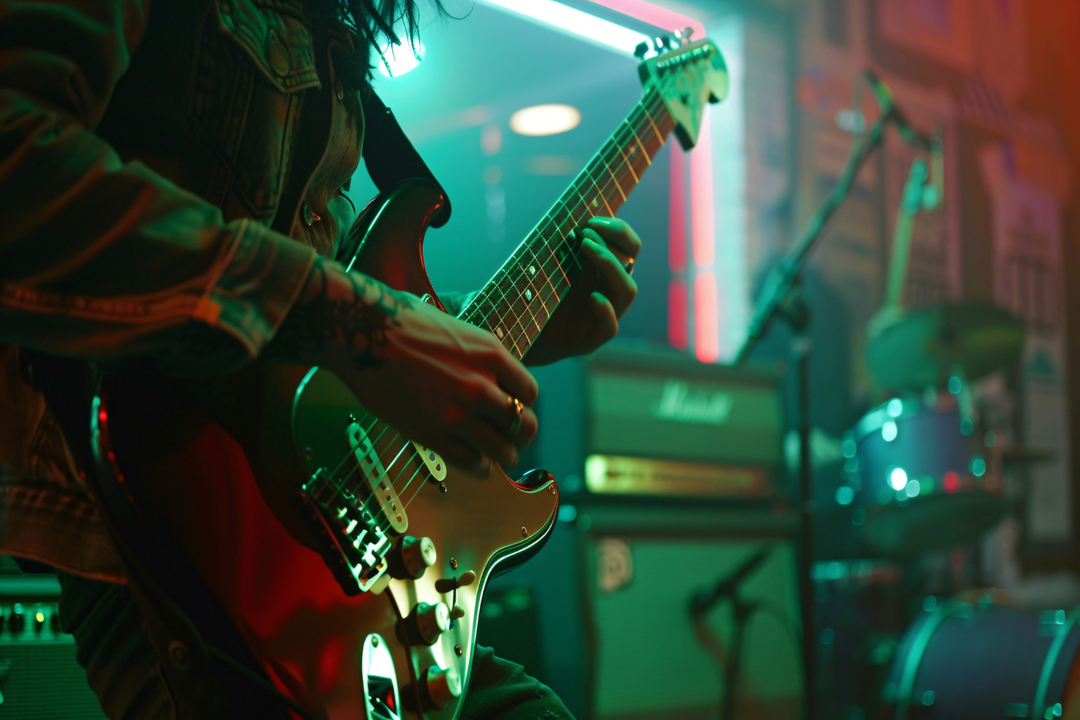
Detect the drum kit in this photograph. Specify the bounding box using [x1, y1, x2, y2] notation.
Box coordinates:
[813, 299, 1080, 719]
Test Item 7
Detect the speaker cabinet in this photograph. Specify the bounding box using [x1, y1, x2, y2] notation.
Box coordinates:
[579, 507, 804, 720]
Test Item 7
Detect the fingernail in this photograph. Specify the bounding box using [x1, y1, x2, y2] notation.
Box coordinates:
[588, 216, 613, 226]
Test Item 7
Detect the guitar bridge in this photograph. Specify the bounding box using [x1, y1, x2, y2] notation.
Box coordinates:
[298, 469, 392, 596]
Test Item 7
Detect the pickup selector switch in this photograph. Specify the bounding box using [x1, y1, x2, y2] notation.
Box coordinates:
[435, 570, 476, 594]
[401, 602, 450, 646]
[421, 666, 462, 709]
[387, 536, 437, 580]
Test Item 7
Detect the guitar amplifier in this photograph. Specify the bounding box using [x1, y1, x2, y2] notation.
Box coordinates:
[582, 347, 784, 500]
[0, 561, 105, 719]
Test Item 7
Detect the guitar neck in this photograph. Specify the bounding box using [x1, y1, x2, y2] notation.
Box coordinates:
[460, 85, 676, 359]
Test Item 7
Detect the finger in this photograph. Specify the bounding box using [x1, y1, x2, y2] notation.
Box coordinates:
[491, 351, 539, 407]
[438, 435, 491, 477]
[472, 382, 539, 448]
[510, 407, 539, 449]
[587, 216, 642, 259]
[589, 292, 619, 342]
[581, 233, 638, 317]
[460, 419, 520, 469]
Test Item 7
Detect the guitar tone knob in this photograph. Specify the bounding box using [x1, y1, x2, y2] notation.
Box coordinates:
[402, 602, 450, 646]
[387, 536, 437, 580]
[422, 665, 462, 709]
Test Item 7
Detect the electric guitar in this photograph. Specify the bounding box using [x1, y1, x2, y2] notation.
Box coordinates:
[91, 37, 728, 719]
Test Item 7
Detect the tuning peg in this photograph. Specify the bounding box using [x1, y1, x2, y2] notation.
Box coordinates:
[634, 41, 649, 60]
[674, 26, 694, 45]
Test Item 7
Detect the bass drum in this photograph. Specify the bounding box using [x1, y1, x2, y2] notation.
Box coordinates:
[883, 599, 1080, 720]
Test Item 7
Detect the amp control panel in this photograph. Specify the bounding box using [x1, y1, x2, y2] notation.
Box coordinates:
[0, 601, 63, 642]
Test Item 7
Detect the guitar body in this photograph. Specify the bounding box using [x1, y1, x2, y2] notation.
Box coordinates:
[99, 180, 559, 719]
[97, 38, 729, 719]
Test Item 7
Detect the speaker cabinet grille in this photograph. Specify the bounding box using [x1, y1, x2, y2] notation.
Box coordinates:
[0, 637, 105, 719]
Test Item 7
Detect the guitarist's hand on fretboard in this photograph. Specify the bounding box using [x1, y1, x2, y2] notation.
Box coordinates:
[270, 255, 539, 473]
[525, 216, 642, 366]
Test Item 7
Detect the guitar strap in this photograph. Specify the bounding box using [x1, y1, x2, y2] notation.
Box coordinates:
[359, 85, 452, 229]
[19, 351, 306, 720]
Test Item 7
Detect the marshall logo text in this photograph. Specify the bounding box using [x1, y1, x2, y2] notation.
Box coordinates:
[650, 380, 734, 426]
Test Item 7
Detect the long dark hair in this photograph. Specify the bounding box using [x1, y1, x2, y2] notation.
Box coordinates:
[327, 0, 446, 80]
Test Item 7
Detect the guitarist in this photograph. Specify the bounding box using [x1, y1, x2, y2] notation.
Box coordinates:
[0, 0, 641, 717]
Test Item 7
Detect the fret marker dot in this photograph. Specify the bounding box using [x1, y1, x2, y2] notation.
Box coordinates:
[496, 327, 504, 338]
[525, 289, 533, 301]
[528, 265, 536, 276]
[591, 199, 598, 208]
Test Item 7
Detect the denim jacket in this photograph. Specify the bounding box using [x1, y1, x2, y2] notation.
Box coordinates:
[0, 0, 366, 581]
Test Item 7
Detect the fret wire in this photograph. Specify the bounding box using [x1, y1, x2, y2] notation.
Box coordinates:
[514, 254, 551, 330]
[509, 256, 544, 332]
[523, 242, 564, 307]
[617, 141, 641, 184]
[491, 275, 532, 354]
[469, 85, 674, 353]
[503, 259, 547, 333]
[624, 118, 652, 166]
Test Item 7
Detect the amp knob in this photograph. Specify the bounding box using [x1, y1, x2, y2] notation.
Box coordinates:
[401, 602, 450, 646]
[7, 603, 25, 633]
[387, 536, 437, 580]
[422, 665, 462, 709]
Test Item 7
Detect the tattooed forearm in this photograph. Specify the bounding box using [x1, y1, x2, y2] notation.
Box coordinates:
[267, 257, 414, 369]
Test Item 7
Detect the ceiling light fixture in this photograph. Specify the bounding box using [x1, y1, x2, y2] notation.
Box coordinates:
[509, 104, 582, 136]
[477, 0, 650, 55]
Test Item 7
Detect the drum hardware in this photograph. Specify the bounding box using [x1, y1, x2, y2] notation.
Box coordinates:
[813, 559, 907, 720]
[733, 70, 938, 720]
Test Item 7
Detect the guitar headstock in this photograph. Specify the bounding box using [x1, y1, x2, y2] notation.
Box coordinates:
[638, 38, 729, 151]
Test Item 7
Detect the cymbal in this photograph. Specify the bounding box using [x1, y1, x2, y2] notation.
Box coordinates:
[866, 302, 1025, 390]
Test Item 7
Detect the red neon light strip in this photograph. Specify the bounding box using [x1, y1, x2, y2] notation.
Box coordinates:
[694, 271, 719, 363]
[583, 0, 705, 38]
[580, 0, 716, 361]
[668, 278, 688, 350]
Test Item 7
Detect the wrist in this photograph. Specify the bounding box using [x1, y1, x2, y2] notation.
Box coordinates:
[268, 256, 413, 368]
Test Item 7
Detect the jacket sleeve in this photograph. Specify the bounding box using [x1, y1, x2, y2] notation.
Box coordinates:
[0, 0, 316, 376]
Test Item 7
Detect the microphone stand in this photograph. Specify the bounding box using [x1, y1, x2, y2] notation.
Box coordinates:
[689, 549, 770, 720]
[731, 71, 934, 720]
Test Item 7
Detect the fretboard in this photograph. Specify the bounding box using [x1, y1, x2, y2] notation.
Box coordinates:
[460, 85, 676, 359]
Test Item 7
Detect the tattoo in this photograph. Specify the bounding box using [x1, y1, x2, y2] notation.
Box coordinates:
[269, 258, 414, 369]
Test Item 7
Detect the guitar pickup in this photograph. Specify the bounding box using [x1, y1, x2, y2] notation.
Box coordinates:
[348, 421, 409, 534]
[298, 470, 392, 595]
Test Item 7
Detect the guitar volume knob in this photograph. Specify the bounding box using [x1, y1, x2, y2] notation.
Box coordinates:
[401, 602, 450, 646]
[422, 665, 462, 709]
[387, 536, 437, 580]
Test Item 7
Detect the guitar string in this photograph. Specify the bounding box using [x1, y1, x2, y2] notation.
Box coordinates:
[461, 84, 671, 351]
[394, 81, 681, 513]
[313, 77, 680, 537]
[390, 87, 675, 514]
[322, 84, 674, 528]
[318, 80, 678, 535]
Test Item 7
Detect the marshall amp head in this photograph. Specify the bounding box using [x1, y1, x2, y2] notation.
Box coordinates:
[583, 347, 783, 500]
